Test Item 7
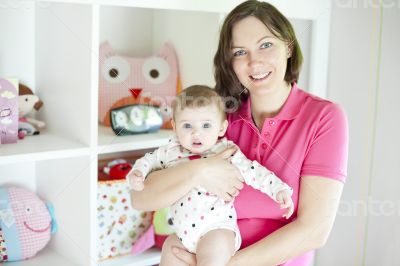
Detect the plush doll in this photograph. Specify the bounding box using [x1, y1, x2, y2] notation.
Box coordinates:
[99, 41, 182, 129]
[0, 186, 57, 262]
[18, 84, 45, 139]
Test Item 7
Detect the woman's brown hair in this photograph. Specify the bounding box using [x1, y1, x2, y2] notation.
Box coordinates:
[214, 0, 303, 109]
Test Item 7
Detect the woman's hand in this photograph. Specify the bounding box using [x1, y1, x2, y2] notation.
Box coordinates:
[172, 246, 197, 266]
[172, 245, 239, 266]
[194, 147, 244, 202]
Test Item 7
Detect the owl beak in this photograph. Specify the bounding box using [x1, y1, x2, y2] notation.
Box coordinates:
[129, 88, 142, 99]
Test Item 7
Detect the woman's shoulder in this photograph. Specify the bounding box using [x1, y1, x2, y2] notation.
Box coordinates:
[297, 93, 348, 138]
[299, 89, 347, 121]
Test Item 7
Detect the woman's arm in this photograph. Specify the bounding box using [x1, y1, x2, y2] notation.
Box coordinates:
[130, 159, 199, 211]
[229, 175, 344, 266]
[130, 147, 243, 211]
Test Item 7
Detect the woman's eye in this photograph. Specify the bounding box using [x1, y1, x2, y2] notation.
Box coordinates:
[260, 42, 272, 49]
[203, 123, 211, 129]
[183, 123, 192, 129]
[233, 49, 246, 57]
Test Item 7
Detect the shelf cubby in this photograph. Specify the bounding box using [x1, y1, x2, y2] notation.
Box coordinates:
[0, 1, 331, 265]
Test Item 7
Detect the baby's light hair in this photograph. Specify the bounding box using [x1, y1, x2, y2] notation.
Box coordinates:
[172, 85, 226, 121]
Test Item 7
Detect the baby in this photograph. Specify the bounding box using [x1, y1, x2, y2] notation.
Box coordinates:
[127, 85, 294, 266]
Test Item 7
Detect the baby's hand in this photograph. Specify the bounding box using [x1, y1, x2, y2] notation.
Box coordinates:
[127, 169, 145, 191]
[276, 190, 294, 219]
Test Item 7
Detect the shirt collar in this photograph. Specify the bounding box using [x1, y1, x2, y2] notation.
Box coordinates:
[230, 83, 304, 123]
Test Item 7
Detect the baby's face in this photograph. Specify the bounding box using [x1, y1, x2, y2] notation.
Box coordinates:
[173, 105, 227, 154]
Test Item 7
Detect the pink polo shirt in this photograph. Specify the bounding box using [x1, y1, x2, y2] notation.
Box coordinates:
[226, 83, 348, 266]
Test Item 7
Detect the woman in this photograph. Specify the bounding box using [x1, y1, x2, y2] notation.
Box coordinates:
[131, 1, 348, 265]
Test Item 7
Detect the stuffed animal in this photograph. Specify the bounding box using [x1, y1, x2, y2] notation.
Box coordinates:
[0, 186, 57, 262]
[153, 207, 175, 248]
[102, 159, 132, 180]
[18, 84, 45, 139]
[99, 41, 182, 129]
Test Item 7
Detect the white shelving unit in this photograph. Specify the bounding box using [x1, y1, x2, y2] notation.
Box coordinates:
[0, 0, 331, 265]
[99, 248, 161, 266]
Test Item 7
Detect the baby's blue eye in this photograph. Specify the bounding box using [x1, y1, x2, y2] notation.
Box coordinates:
[183, 123, 192, 129]
[203, 123, 211, 129]
[260, 42, 272, 49]
[233, 50, 246, 57]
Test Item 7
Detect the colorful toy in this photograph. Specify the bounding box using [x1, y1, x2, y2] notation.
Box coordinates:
[99, 41, 182, 129]
[130, 208, 175, 254]
[102, 159, 132, 180]
[0, 78, 19, 144]
[18, 84, 45, 139]
[153, 207, 175, 248]
[0, 186, 57, 262]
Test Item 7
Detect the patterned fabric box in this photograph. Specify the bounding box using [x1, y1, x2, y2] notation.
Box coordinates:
[97, 180, 152, 261]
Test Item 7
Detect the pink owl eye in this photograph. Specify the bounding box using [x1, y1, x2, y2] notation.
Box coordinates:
[109, 68, 119, 78]
[142, 57, 170, 84]
[150, 69, 159, 78]
[103, 56, 130, 83]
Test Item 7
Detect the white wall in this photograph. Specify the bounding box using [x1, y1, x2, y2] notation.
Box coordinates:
[153, 9, 220, 88]
[0, 0, 35, 87]
[316, 2, 400, 266]
[291, 18, 311, 90]
[100, 6, 154, 56]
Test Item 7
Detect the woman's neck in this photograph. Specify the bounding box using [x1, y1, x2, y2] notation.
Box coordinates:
[250, 82, 292, 128]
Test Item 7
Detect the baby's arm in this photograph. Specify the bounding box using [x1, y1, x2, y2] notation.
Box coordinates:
[229, 144, 294, 218]
[126, 146, 167, 191]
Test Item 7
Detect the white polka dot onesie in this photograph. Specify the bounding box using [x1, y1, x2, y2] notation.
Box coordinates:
[128, 136, 293, 253]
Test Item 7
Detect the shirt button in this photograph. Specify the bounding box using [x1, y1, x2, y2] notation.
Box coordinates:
[261, 143, 268, 149]
[269, 120, 276, 126]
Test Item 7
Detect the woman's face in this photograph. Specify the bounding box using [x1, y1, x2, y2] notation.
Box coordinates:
[231, 16, 290, 96]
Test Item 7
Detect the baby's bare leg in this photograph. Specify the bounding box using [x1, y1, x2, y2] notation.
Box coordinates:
[159, 234, 188, 266]
[196, 229, 236, 266]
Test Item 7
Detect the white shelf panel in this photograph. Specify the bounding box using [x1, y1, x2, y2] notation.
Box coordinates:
[37, 0, 330, 19]
[0, 133, 90, 165]
[98, 0, 227, 12]
[39, 0, 226, 13]
[99, 248, 161, 266]
[7, 248, 77, 266]
[98, 125, 172, 154]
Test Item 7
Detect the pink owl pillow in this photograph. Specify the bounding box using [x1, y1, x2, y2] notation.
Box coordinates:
[99, 42, 182, 129]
